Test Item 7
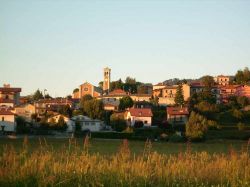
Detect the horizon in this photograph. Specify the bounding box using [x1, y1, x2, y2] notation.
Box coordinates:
[1, 0, 250, 96]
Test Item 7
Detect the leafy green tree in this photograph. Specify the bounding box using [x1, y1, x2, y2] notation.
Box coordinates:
[201, 75, 215, 89]
[174, 84, 184, 106]
[235, 67, 250, 84]
[58, 104, 72, 118]
[186, 112, 208, 140]
[119, 96, 134, 110]
[57, 116, 67, 131]
[33, 89, 44, 101]
[83, 99, 104, 119]
[16, 116, 29, 134]
[73, 88, 79, 93]
[80, 94, 93, 109]
[110, 113, 127, 132]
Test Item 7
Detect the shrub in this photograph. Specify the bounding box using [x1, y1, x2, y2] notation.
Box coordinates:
[237, 122, 245, 131]
[134, 120, 144, 128]
[16, 116, 29, 134]
[185, 112, 208, 140]
[169, 133, 185, 143]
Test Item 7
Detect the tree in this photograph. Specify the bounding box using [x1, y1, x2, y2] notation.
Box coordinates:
[83, 99, 104, 119]
[33, 89, 44, 101]
[119, 96, 134, 110]
[58, 104, 72, 118]
[57, 116, 67, 131]
[150, 96, 159, 106]
[80, 94, 93, 109]
[73, 88, 79, 93]
[235, 67, 250, 84]
[202, 75, 215, 89]
[174, 84, 184, 106]
[186, 112, 208, 140]
[16, 116, 29, 134]
[110, 113, 127, 132]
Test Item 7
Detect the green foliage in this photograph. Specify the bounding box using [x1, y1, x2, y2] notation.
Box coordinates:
[79, 94, 93, 109]
[31, 113, 38, 122]
[110, 113, 127, 132]
[83, 99, 104, 119]
[58, 104, 72, 117]
[169, 133, 185, 143]
[110, 79, 123, 91]
[119, 96, 134, 110]
[174, 83, 184, 106]
[201, 75, 215, 89]
[32, 89, 44, 101]
[235, 67, 250, 84]
[232, 109, 244, 120]
[16, 116, 29, 134]
[150, 96, 159, 106]
[186, 112, 208, 140]
[134, 121, 144, 128]
[237, 122, 245, 131]
[73, 88, 79, 93]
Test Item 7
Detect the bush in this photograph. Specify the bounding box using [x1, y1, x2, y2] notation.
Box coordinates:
[134, 121, 144, 128]
[185, 112, 208, 140]
[16, 116, 29, 134]
[237, 122, 245, 131]
[169, 133, 185, 143]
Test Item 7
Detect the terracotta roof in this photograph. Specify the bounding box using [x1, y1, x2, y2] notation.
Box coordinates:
[128, 108, 153, 117]
[167, 107, 189, 115]
[109, 89, 127, 96]
[0, 88, 21, 93]
[0, 99, 14, 103]
[36, 98, 72, 104]
[0, 108, 14, 115]
[190, 82, 204, 87]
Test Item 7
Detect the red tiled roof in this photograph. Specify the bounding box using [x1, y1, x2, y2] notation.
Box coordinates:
[128, 108, 153, 117]
[0, 108, 14, 115]
[36, 98, 73, 104]
[0, 99, 14, 103]
[0, 88, 21, 93]
[109, 89, 127, 96]
[167, 107, 189, 115]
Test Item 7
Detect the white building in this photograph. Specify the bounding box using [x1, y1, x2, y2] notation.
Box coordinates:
[125, 108, 153, 127]
[71, 115, 104, 132]
[0, 107, 16, 132]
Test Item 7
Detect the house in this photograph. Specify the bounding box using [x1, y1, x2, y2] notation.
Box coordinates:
[236, 85, 250, 98]
[0, 84, 21, 107]
[14, 104, 35, 121]
[48, 114, 75, 133]
[153, 84, 191, 106]
[34, 98, 73, 115]
[104, 103, 119, 111]
[218, 85, 240, 103]
[0, 107, 16, 133]
[153, 83, 166, 90]
[71, 115, 104, 132]
[137, 84, 153, 94]
[214, 75, 233, 86]
[125, 108, 153, 127]
[167, 106, 189, 125]
[130, 94, 151, 102]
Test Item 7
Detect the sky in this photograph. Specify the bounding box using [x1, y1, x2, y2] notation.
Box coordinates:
[1, 0, 250, 96]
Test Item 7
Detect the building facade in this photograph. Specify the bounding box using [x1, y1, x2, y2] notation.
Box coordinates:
[103, 67, 111, 93]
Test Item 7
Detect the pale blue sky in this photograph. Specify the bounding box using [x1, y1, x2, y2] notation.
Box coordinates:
[1, 0, 250, 96]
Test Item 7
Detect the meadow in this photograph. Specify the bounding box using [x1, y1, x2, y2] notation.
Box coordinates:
[0, 137, 249, 186]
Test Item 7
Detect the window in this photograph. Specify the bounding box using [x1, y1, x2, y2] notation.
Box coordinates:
[144, 121, 148, 124]
[2, 117, 4, 121]
[91, 122, 95, 126]
[85, 122, 89, 126]
[84, 87, 88, 91]
[5, 95, 9, 99]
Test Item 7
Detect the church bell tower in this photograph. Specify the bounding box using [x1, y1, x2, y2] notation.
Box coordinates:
[103, 67, 111, 93]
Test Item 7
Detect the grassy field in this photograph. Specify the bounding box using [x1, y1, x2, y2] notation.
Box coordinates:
[0, 137, 249, 186]
[0, 137, 249, 155]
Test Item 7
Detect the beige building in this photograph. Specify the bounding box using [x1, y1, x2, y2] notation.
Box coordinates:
[14, 104, 35, 121]
[214, 75, 232, 86]
[0, 84, 21, 107]
[0, 108, 16, 132]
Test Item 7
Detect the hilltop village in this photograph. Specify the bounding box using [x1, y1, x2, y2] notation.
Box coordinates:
[0, 67, 250, 141]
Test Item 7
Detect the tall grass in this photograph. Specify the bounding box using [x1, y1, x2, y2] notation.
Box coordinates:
[0, 137, 249, 187]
